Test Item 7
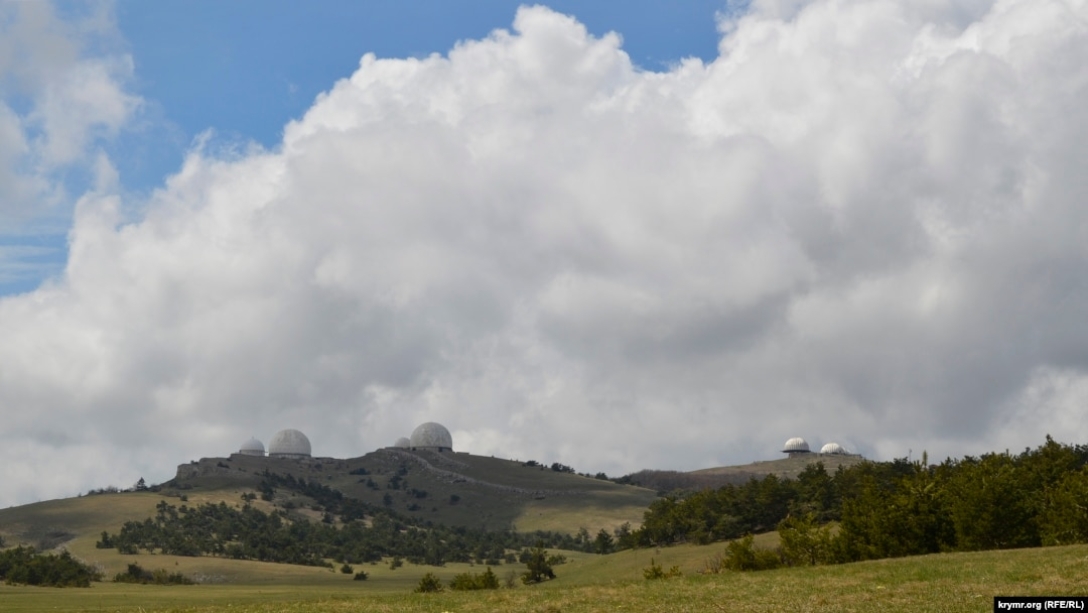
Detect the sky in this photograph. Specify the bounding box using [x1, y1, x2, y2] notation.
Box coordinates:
[1, 0, 1087, 508]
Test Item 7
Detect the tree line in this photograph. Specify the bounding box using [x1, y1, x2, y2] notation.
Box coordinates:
[97, 473, 602, 567]
[627, 436, 1088, 564]
[0, 546, 102, 587]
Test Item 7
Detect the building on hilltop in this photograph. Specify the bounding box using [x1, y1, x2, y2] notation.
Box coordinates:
[782, 437, 811, 458]
[781, 438, 861, 459]
[393, 437, 411, 448]
[410, 422, 453, 452]
[238, 436, 265, 457]
[268, 429, 312, 459]
[820, 442, 848, 455]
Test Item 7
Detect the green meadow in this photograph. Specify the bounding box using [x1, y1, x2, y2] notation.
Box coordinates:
[5, 449, 1088, 612]
[2, 539, 1087, 612]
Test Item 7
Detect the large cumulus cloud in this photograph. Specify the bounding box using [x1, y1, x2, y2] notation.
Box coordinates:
[2, 0, 1087, 506]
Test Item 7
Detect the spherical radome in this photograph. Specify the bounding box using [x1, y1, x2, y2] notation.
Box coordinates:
[410, 422, 453, 450]
[820, 442, 847, 454]
[394, 437, 411, 448]
[239, 436, 265, 456]
[783, 437, 810, 453]
[268, 429, 312, 458]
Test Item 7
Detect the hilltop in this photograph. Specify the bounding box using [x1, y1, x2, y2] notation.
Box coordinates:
[625, 452, 867, 492]
[0, 448, 869, 559]
[0, 447, 871, 585]
[167, 448, 657, 534]
[0, 448, 656, 579]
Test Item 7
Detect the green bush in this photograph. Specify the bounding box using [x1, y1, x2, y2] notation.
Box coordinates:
[414, 572, 444, 593]
[449, 566, 500, 590]
[777, 514, 836, 566]
[521, 542, 556, 584]
[0, 547, 102, 587]
[1040, 468, 1088, 545]
[353, 570, 368, 581]
[722, 535, 781, 571]
[643, 558, 681, 580]
[113, 562, 194, 585]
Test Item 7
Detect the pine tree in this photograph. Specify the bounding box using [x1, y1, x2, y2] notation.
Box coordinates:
[521, 542, 555, 584]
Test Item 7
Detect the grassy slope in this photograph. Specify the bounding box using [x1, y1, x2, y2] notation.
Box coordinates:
[688, 453, 868, 480]
[10, 451, 1084, 611]
[0, 449, 655, 582]
[2, 541, 1087, 612]
[165, 449, 656, 535]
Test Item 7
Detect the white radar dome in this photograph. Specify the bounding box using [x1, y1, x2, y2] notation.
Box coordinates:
[410, 422, 453, 451]
[268, 429, 312, 458]
[820, 442, 847, 454]
[239, 436, 265, 456]
[782, 437, 811, 453]
[394, 437, 411, 448]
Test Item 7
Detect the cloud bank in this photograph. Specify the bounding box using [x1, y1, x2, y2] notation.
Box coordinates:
[2, 0, 1087, 507]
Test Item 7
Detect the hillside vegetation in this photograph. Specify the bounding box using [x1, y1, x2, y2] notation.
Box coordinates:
[167, 448, 656, 535]
[6, 437, 1088, 613]
[0, 448, 655, 581]
[0, 541, 1086, 612]
[630, 436, 1088, 569]
[626, 453, 867, 492]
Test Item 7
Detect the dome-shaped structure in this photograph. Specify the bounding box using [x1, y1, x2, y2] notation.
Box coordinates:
[268, 429, 312, 459]
[410, 422, 453, 451]
[394, 437, 411, 448]
[820, 442, 847, 455]
[238, 436, 265, 457]
[782, 437, 811, 455]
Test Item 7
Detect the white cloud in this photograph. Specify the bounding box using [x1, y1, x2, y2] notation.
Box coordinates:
[32, 56, 140, 166]
[2, 1, 1088, 506]
[0, 1, 139, 286]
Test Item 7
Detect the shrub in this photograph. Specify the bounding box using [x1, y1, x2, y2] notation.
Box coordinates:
[113, 562, 193, 585]
[777, 514, 836, 566]
[340, 563, 353, 574]
[522, 542, 556, 584]
[353, 570, 368, 581]
[414, 572, 444, 593]
[643, 558, 682, 580]
[449, 566, 500, 590]
[1040, 468, 1088, 546]
[546, 552, 568, 566]
[0, 547, 102, 587]
[722, 535, 781, 571]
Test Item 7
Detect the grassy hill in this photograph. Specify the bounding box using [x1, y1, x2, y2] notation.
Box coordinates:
[0, 448, 656, 582]
[166, 448, 657, 534]
[0, 448, 864, 576]
[688, 453, 867, 479]
[1, 536, 1086, 612]
[4, 449, 1088, 611]
[625, 453, 868, 492]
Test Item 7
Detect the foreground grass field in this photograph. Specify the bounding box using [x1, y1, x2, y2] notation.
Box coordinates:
[2, 539, 1087, 612]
